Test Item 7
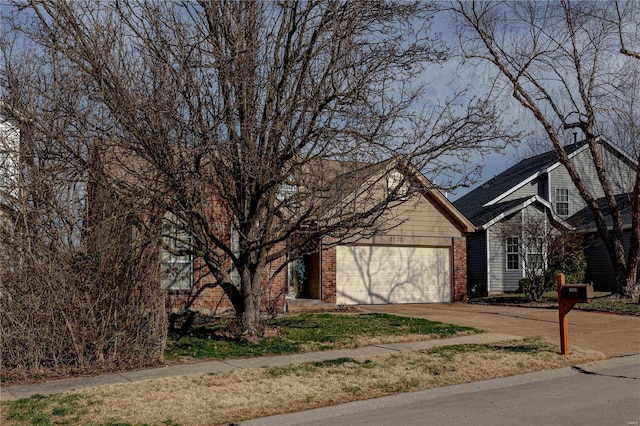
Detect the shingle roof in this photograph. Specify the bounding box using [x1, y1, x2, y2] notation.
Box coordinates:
[569, 192, 635, 230]
[453, 141, 587, 226]
[467, 196, 534, 227]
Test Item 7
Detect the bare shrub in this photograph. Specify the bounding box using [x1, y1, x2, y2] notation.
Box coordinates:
[0, 212, 166, 381]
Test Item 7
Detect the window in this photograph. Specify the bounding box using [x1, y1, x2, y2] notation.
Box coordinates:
[230, 225, 241, 286]
[526, 237, 545, 271]
[161, 213, 193, 290]
[555, 188, 569, 216]
[387, 171, 409, 199]
[505, 237, 520, 270]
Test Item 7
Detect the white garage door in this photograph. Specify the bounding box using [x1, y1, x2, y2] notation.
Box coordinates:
[336, 245, 451, 305]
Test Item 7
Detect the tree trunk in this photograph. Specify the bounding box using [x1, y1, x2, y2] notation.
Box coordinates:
[623, 260, 640, 300]
[222, 264, 265, 341]
[239, 292, 262, 342]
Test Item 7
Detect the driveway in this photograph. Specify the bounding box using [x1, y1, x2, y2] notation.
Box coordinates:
[358, 303, 640, 357]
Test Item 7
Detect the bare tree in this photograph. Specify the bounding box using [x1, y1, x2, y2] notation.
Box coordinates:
[448, 0, 640, 298]
[4, 0, 517, 340]
[614, 0, 640, 60]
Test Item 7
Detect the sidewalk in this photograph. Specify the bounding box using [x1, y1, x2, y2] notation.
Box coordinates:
[1, 332, 521, 402]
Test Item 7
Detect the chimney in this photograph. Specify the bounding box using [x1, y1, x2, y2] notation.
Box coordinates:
[573, 132, 577, 144]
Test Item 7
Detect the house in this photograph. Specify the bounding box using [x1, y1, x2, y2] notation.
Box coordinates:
[453, 137, 636, 294]
[301, 159, 474, 306]
[164, 157, 475, 313]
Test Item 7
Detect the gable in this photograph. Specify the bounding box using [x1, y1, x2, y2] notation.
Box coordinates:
[390, 191, 468, 238]
[453, 141, 587, 221]
[344, 184, 473, 246]
[455, 137, 635, 229]
[547, 142, 635, 218]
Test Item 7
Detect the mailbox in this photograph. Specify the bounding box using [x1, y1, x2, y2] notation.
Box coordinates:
[560, 283, 593, 303]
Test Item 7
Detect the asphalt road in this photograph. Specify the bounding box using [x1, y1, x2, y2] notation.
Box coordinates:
[243, 355, 640, 426]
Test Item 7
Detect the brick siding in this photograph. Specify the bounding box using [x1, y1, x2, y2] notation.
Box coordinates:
[320, 245, 336, 304]
[452, 237, 468, 302]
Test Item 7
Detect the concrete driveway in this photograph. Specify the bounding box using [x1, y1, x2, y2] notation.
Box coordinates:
[358, 303, 640, 357]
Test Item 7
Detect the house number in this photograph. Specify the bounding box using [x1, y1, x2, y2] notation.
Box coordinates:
[389, 236, 404, 243]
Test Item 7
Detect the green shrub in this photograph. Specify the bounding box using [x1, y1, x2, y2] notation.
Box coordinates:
[546, 250, 587, 286]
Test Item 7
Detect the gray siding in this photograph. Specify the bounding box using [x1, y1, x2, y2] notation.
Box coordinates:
[548, 154, 589, 218]
[488, 211, 524, 292]
[487, 225, 503, 292]
[487, 205, 549, 293]
[548, 144, 635, 218]
[584, 230, 632, 292]
[466, 230, 487, 294]
[503, 177, 540, 202]
[601, 145, 635, 194]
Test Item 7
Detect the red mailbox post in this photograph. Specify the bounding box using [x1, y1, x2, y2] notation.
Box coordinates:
[557, 273, 593, 355]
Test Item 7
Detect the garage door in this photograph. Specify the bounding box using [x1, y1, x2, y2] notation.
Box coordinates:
[335, 245, 451, 305]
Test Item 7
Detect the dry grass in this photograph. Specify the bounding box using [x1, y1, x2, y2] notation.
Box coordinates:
[73, 339, 605, 426]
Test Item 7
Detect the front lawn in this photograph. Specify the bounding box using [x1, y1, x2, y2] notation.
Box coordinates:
[471, 292, 640, 315]
[165, 312, 476, 360]
[3, 338, 605, 426]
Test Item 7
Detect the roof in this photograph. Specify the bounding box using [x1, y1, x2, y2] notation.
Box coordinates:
[570, 192, 635, 231]
[466, 196, 532, 228]
[453, 141, 587, 226]
[309, 156, 474, 233]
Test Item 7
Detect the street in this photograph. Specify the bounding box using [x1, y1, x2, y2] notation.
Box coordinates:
[243, 355, 640, 426]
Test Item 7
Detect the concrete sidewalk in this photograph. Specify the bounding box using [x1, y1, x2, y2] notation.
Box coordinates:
[0, 332, 521, 402]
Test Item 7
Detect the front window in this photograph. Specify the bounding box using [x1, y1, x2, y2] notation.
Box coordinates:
[230, 225, 241, 286]
[161, 213, 193, 290]
[526, 237, 545, 271]
[505, 237, 520, 270]
[555, 188, 569, 216]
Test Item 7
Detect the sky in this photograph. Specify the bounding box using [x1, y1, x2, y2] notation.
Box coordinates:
[0, 1, 532, 204]
[424, 54, 528, 202]
[422, 15, 529, 202]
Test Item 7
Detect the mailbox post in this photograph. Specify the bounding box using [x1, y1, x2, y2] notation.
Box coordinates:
[557, 273, 593, 355]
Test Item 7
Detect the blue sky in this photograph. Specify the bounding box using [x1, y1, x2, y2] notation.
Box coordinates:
[421, 14, 527, 202]
[423, 54, 527, 202]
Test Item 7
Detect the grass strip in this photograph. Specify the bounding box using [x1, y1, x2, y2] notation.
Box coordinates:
[165, 313, 477, 360]
[472, 292, 640, 315]
[3, 338, 605, 426]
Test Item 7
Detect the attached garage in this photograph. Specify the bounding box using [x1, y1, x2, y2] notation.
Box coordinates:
[293, 161, 474, 306]
[335, 245, 451, 305]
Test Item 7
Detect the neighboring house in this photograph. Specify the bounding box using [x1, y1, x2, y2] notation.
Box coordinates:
[454, 137, 636, 294]
[166, 158, 475, 313]
[570, 192, 635, 290]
